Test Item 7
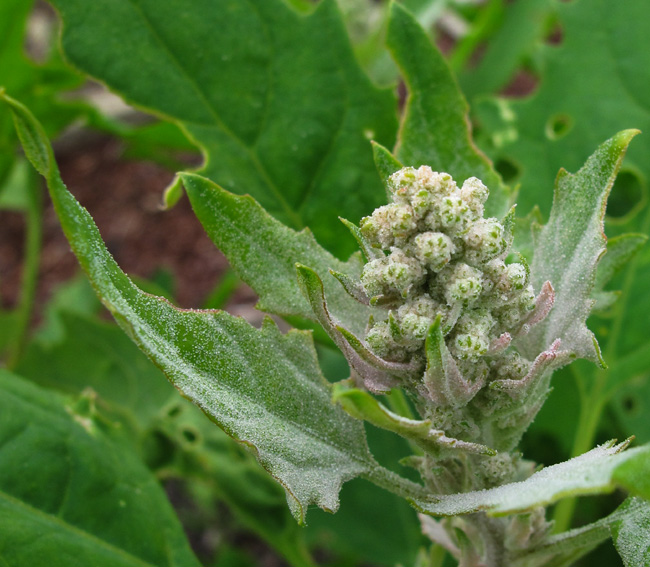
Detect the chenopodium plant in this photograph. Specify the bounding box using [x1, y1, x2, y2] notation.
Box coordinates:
[3, 26, 650, 567]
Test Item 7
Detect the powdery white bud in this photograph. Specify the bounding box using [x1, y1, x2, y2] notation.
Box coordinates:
[453, 331, 490, 359]
[451, 310, 494, 359]
[410, 188, 434, 219]
[360, 203, 416, 249]
[456, 308, 495, 336]
[464, 218, 506, 265]
[460, 177, 489, 217]
[476, 453, 517, 489]
[366, 321, 401, 359]
[504, 263, 528, 291]
[484, 261, 529, 305]
[431, 194, 471, 233]
[442, 263, 483, 306]
[518, 284, 536, 312]
[416, 167, 457, 195]
[361, 248, 425, 299]
[413, 231, 455, 272]
[387, 167, 418, 200]
[398, 294, 440, 320]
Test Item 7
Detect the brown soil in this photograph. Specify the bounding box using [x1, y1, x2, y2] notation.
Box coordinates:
[0, 135, 257, 320]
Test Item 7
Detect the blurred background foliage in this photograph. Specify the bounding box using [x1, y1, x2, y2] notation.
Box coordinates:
[1, 1, 649, 566]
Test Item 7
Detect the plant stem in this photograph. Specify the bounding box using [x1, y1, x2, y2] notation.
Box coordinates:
[7, 166, 42, 369]
[429, 543, 448, 567]
[362, 465, 431, 501]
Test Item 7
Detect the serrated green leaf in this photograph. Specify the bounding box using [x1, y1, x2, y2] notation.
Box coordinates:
[520, 130, 639, 364]
[611, 497, 650, 567]
[49, 0, 398, 257]
[180, 172, 370, 335]
[612, 445, 650, 501]
[414, 441, 647, 517]
[3, 92, 378, 523]
[17, 306, 315, 565]
[0, 370, 201, 567]
[592, 233, 648, 311]
[386, 1, 512, 219]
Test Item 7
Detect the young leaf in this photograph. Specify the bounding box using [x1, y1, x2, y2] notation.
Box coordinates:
[295, 264, 412, 393]
[414, 440, 649, 517]
[180, 172, 370, 335]
[333, 383, 495, 456]
[519, 130, 639, 365]
[3, 92, 379, 523]
[386, 1, 512, 219]
[48, 0, 398, 257]
[0, 370, 201, 567]
[371, 140, 404, 188]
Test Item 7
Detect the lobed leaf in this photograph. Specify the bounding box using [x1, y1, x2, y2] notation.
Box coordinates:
[180, 172, 370, 335]
[511, 497, 650, 567]
[592, 233, 648, 311]
[3, 92, 378, 523]
[519, 130, 639, 364]
[414, 441, 650, 517]
[385, 1, 512, 219]
[48, 0, 398, 258]
[0, 370, 201, 567]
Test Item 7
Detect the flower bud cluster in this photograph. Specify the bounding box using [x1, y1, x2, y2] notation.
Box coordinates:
[359, 167, 534, 379]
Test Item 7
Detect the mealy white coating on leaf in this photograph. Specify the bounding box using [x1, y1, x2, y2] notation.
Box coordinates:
[414, 441, 639, 517]
[181, 173, 372, 336]
[612, 498, 650, 567]
[39, 152, 378, 525]
[520, 131, 638, 363]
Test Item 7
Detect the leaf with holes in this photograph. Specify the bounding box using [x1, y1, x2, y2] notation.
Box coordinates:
[48, 0, 397, 257]
[473, 0, 650, 219]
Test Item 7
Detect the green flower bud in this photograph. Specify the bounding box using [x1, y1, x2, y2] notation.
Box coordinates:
[360, 203, 416, 249]
[464, 218, 506, 265]
[431, 195, 471, 233]
[442, 263, 483, 306]
[361, 248, 425, 299]
[460, 177, 489, 217]
[413, 231, 455, 272]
